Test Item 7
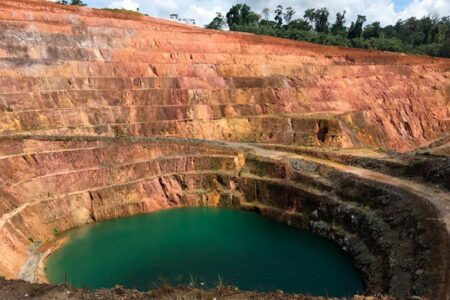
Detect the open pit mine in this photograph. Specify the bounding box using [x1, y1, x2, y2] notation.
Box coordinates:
[0, 0, 449, 299]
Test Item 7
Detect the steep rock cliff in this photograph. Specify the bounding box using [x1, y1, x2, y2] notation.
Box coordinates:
[0, 0, 448, 151]
[0, 1, 449, 299]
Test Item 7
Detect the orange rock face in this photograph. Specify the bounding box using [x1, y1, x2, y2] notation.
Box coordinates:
[0, 0, 448, 152]
[0, 1, 449, 299]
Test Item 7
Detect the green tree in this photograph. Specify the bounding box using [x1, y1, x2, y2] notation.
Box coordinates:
[284, 7, 295, 24]
[262, 8, 270, 21]
[331, 11, 346, 36]
[246, 11, 261, 25]
[226, 4, 245, 28]
[304, 8, 315, 25]
[274, 5, 283, 27]
[226, 3, 259, 28]
[259, 19, 277, 29]
[205, 13, 227, 30]
[304, 8, 329, 33]
[435, 17, 450, 44]
[440, 39, 450, 56]
[368, 38, 405, 52]
[348, 15, 366, 39]
[70, 0, 86, 6]
[363, 22, 381, 39]
[241, 4, 251, 23]
[205, 3, 450, 58]
[286, 19, 312, 31]
[418, 16, 437, 44]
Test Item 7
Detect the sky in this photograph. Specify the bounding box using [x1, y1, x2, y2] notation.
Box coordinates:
[71, 0, 450, 27]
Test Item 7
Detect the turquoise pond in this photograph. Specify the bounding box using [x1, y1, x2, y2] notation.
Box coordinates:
[45, 207, 364, 297]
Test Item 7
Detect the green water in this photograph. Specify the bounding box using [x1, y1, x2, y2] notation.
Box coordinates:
[46, 207, 364, 297]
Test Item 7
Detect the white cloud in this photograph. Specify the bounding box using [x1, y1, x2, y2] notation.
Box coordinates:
[145, 0, 179, 11]
[187, 5, 226, 26]
[108, 0, 139, 11]
[399, 0, 450, 20]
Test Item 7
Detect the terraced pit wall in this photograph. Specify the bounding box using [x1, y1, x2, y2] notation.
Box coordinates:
[0, 0, 449, 152]
[0, 136, 448, 299]
[0, 1, 449, 299]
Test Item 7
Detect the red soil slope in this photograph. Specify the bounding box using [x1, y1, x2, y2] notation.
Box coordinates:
[0, 1, 449, 299]
[0, 0, 448, 152]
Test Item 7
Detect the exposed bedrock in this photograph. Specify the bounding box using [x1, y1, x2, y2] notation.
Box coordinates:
[0, 1, 449, 299]
[0, 0, 449, 152]
[0, 136, 448, 299]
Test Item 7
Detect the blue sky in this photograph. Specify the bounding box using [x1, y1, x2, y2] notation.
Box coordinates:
[69, 0, 450, 27]
[393, 0, 412, 10]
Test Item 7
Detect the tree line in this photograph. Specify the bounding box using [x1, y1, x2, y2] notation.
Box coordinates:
[206, 4, 450, 58]
[56, 0, 86, 6]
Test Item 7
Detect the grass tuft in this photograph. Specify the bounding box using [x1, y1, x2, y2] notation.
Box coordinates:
[101, 8, 143, 16]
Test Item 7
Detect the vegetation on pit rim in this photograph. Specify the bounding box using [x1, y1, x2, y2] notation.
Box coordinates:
[56, 1, 145, 16]
[56, 0, 450, 58]
[205, 4, 450, 58]
[56, 0, 86, 6]
[1, 276, 378, 300]
[101, 8, 144, 16]
[52, 227, 61, 237]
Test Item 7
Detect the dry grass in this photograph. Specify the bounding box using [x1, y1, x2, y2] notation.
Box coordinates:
[100, 8, 143, 16]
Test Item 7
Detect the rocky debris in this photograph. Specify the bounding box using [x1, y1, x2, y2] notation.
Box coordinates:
[0, 277, 393, 300]
[404, 155, 450, 190]
[0, 0, 448, 152]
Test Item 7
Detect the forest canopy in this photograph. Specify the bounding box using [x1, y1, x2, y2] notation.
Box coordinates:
[205, 4, 450, 58]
